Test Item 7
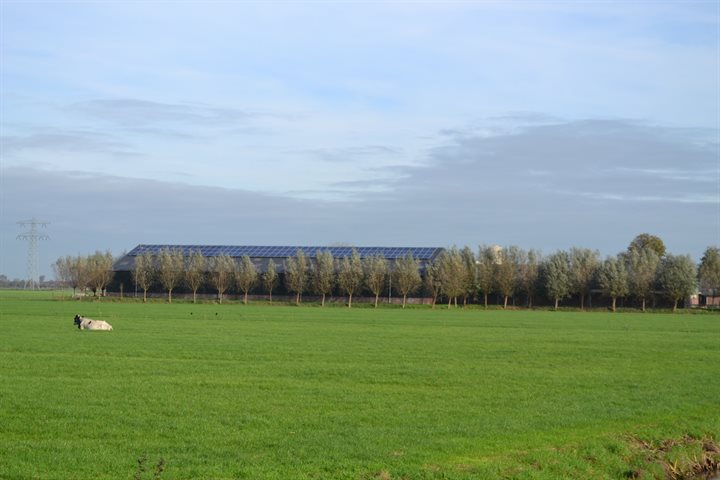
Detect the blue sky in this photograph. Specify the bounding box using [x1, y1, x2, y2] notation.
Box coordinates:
[1, 1, 718, 280]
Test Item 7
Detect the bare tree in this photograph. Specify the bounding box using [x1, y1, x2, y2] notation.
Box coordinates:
[338, 249, 363, 308]
[132, 252, 154, 302]
[393, 253, 421, 308]
[570, 247, 600, 310]
[235, 255, 258, 305]
[209, 254, 235, 304]
[313, 250, 335, 307]
[625, 247, 659, 312]
[68, 255, 90, 296]
[87, 250, 114, 296]
[263, 260, 278, 303]
[364, 254, 388, 308]
[598, 255, 629, 312]
[86, 253, 101, 296]
[285, 249, 308, 306]
[185, 250, 205, 304]
[53, 256, 72, 294]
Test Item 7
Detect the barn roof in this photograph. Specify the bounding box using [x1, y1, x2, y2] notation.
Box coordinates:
[113, 244, 444, 272]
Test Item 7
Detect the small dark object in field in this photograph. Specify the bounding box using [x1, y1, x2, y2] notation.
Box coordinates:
[133, 455, 166, 480]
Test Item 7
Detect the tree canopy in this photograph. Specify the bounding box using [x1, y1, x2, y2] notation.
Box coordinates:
[598, 256, 629, 312]
[544, 251, 572, 310]
[628, 233, 666, 258]
[698, 246, 720, 297]
[658, 254, 697, 311]
[285, 250, 308, 306]
[393, 254, 421, 308]
[338, 249, 363, 308]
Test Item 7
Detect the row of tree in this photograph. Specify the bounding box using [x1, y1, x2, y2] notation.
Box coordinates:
[129, 248, 424, 307]
[53, 235, 720, 311]
[425, 244, 712, 312]
[53, 251, 115, 296]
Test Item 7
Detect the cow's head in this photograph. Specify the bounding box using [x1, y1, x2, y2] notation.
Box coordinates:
[74, 315, 82, 327]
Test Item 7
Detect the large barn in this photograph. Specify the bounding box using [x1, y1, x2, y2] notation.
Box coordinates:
[111, 244, 445, 299]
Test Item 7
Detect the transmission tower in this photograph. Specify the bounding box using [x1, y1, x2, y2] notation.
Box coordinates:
[17, 218, 50, 290]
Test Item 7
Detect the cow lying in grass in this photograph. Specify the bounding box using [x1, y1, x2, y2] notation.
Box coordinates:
[74, 314, 113, 331]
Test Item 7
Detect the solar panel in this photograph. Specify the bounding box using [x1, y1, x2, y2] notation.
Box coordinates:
[126, 244, 444, 260]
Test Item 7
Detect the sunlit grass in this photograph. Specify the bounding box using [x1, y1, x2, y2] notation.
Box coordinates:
[1, 291, 718, 479]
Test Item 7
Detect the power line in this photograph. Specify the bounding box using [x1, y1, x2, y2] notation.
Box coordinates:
[16, 218, 50, 290]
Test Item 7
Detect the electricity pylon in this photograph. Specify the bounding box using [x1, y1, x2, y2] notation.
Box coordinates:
[17, 218, 50, 290]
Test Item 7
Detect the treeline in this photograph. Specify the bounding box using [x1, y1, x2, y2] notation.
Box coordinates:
[125, 248, 424, 307]
[53, 251, 115, 297]
[54, 235, 720, 311]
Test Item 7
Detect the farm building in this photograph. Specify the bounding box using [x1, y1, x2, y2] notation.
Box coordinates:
[110, 244, 445, 299]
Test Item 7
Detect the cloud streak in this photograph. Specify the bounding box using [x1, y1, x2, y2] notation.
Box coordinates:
[64, 99, 260, 127]
[1, 129, 136, 157]
[3, 117, 717, 279]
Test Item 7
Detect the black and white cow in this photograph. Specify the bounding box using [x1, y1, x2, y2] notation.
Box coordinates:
[74, 314, 113, 331]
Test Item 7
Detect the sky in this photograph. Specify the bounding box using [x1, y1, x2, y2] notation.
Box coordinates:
[1, 1, 718, 280]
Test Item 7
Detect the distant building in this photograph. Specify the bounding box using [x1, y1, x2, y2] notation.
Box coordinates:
[110, 244, 444, 298]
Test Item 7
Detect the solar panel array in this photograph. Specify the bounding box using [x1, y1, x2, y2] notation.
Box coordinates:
[127, 244, 442, 260]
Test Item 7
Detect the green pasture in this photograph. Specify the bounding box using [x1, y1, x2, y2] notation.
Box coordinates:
[1, 291, 718, 479]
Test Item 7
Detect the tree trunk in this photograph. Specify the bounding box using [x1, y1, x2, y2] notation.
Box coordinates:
[244, 291, 248, 305]
[483, 293, 488, 308]
[503, 295, 508, 309]
[269, 292, 272, 304]
[448, 297, 452, 309]
[168, 289, 172, 303]
[374, 293, 379, 308]
[402, 294, 407, 309]
[143, 289, 147, 303]
[673, 298, 678, 312]
[431, 295, 436, 309]
[528, 295, 533, 309]
[219, 292, 223, 304]
[641, 297, 646, 312]
[321, 293, 326, 307]
[295, 292, 300, 306]
[348, 293, 353, 308]
[554, 298, 559, 310]
[193, 290, 197, 304]
[580, 294, 585, 311]
[612, 297, 617, 312]
[454, 297, 458, 308]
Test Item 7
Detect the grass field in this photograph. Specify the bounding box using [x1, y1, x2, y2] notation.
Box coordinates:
[1, 291, 718, 479]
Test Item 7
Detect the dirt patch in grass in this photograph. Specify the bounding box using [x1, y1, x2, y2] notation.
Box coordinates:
[626, 435, 720, 479]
